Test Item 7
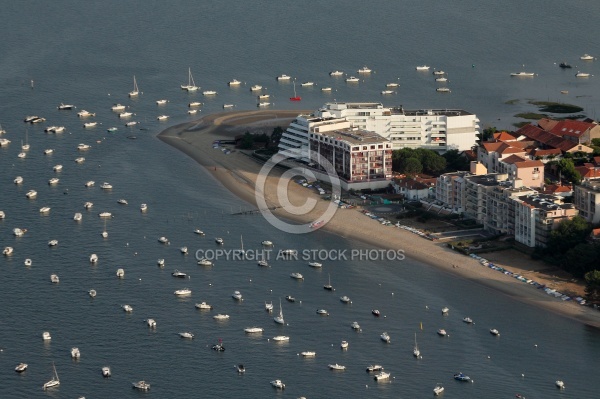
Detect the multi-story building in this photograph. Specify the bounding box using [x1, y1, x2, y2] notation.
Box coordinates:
[513, 194, 578, 247]
[277, 102, 480, 160]
[307, 128, 393, 190]
[573, 179, 600, 224]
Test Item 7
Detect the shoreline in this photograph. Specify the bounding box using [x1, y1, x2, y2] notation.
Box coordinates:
[158, 110, 600, 329]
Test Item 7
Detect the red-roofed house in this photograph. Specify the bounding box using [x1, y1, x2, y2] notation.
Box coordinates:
[541, 183, 573, 197]
[515, 123, 593, 154]
[502, 159, 544, 188]
[539, 119, 600, 145]
[478, 141, 528, 173]
[575, 164, 600, 180]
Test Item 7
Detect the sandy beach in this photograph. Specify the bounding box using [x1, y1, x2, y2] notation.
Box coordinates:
[158, 110, 600, 328]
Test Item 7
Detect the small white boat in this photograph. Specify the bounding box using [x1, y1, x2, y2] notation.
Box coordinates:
[345, 76, 359, 82]
[102, 366, 111, 377]
[357, 66, 372, 73]
[52, 126, 65, 133]
[581, 54, 594, 60]
[111, 103, 126, 111]
[232, 290, 243, 301]
[351, 321, 361, 330]
[265, 301, 273, 312]
[157, 258, 165, 267]
[261, 240, 273, 246]
[74, 212, 82, 221]
[228, 78, 242, 86]
[257, 102, 270, 107]
[244, 327, 263, 334]
[203, 90, 217, 95]
[556, 380, 565, 389]
[83, 122, 98, 128]
[24, 258, 32, 266]
[132, 380, 150, 391]
[340, 340, 349, 349]
[42, 331, 52, 340]
[77, 110, 95, 117]
[250, 85, 262, 91]
[25, 190, 37, 199]
[140, 203, 148, 212]
[300, 351, 316, 357]
[44, 148, 53, 154]
[274, 299, 284, 324]
[48, 178, 59, 185]
[223, 104, 234, 108]
[13, 228, 27, 237]
[179, 332, 194, 339]
[71, 347, 81, 359]
[195, 302, 213, 310]
[374, 371, 391, 381]
[107, 127, 117, 132]
[290, 272, 304, 280]
[329, 363, 346, 371]
[116, 268, 125, 278]
[236, 364, 245, 373]
[189, 101, 203, 107]
[276, 74, 291, 81]
[98, 212, 112, 218]
[436, 87, 451, 92]
[433, 70, 445, 75]
[174, 288, 192, 296]
[213, 314, 230, 320]
[157, 115, 169, 121]
[100, 182, 112, 189]
[257, 94, 270, 99]
[180, 246, 188, 254]
[301, 81, 314, 86]
[48, 240, 58, 247]
[88, 289, 96, 298]
[125, 121, 138, 127]
[321, 87, 332, 91]
[272, 335, 289, 342]
[413, 333, 421, 358]
[18, 152, 26, 158]
[39, 206, 51, 214]
[416, 65, 430, 70]
[0, 211, 5, 219]
[308, 261, 322, 268]
[85, 180, 95, 187]
[58, 103, 74, 110]
[117, 199, 128, 205]
[433, 383, 445, 396]
[193, 228, 204, 235]
[129, 75, 140, 97]
[77, 143, 91, 151]
[42, 363, 60, 390]
[270, 379, 285, 389]
[84, 202, 94, 210]
[316, 309, 329, 316]
[329, 70, 344, 76]
[490, 328, 500, 336]
[435, 77, 448, 82]
[3, 246, 14, 256]
[380, 332, 391, 343]
[442, 307, 449, 315]
[146, 318, 156, 328]
[158, 236, 169, 244]
[340, 296, 351, 303]
[15, 363, 28, 373]
[50, 274, 59, 283]
[156, 99, 168, 105]
[510, 71, 535, 77]
[0, 138, 11, 146]
[14, 176, 24, 184]
[257, 259, 269, 267]
[381, 90, 395, 95]
[197, 258, 213, 266]
[437, 329, 447, 337]
[576, 72, 591, 78]
[89, 254, 98, 263]
[172, 270, 187, 278]
[122, 304, 133, 312]
[463, 317, 473, 324]
[215, 237, 224, 245]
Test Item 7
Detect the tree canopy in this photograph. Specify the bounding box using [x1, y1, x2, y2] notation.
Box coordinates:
[392, 148, 446, 175]
[556, 158, 581, 185]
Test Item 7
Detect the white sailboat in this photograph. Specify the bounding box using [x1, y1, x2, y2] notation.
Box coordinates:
[129, 75, 140, 97]
[413, 333, 421, 358]
[22, 129, 30, 151]
[181, 68, 199, 91]
[102, 219, 108, 238]
[239, 234, 245, 256]
[43, 362, 60, 390]
[274, 298, 284, 324]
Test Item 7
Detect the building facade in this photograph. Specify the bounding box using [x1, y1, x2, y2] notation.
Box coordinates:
[573, 179, 600, 224]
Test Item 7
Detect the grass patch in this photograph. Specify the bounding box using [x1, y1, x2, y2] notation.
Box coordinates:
[528, 101, 583, 113]
[555, 114, 587, 120]
[515, 112, 548, 120]
[505, 99, 519, 105]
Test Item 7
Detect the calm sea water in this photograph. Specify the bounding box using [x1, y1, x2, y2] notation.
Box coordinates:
[1, 1, 600, 398]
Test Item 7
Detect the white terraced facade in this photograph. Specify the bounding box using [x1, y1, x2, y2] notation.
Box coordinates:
[278, 102, 480, 160]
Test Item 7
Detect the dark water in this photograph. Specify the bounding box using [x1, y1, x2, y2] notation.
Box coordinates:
[1, 1, 600, 398]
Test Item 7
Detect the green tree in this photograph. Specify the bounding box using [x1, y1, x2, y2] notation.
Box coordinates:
[563, 242, 600, 277]
[416, 148, 446, 175]
[403, 157, 423, 176]
[547, 216, 592, 256]
[585, 269, 600, 304]
[592, 138, 600, 147]
[270, 127, 284, 146]
[239, 132, 254, 149]
[442, 150, 470, 172]
[479, 127, 497, 142]
[557, 158, 581, 184]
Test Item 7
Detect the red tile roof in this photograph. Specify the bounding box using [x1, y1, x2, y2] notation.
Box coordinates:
[514, 160, 544, 169]
[546, 120, 596, 138]
[594, 156, 600, 166]
[492, 131, 518, 141]
[531, 148, 562, 156]
[575, 165, 600, 179]
[501, 154, 528, 164]
[542, 184, 573, 194]
[537, 118, 559, 131]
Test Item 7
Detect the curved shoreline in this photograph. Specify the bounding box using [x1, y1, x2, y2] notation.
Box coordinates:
[158, 110, 600, 329]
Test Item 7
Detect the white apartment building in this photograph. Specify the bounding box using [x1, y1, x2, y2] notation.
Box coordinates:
[278, 102, 480, 160]
[573, 179, 600, 224]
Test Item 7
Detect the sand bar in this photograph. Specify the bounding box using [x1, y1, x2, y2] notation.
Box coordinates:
[158, 110, 600, 328]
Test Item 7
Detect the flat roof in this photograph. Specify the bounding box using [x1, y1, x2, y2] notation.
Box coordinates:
[517, 194, 574, 211]
[313, 128, 390, 145]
